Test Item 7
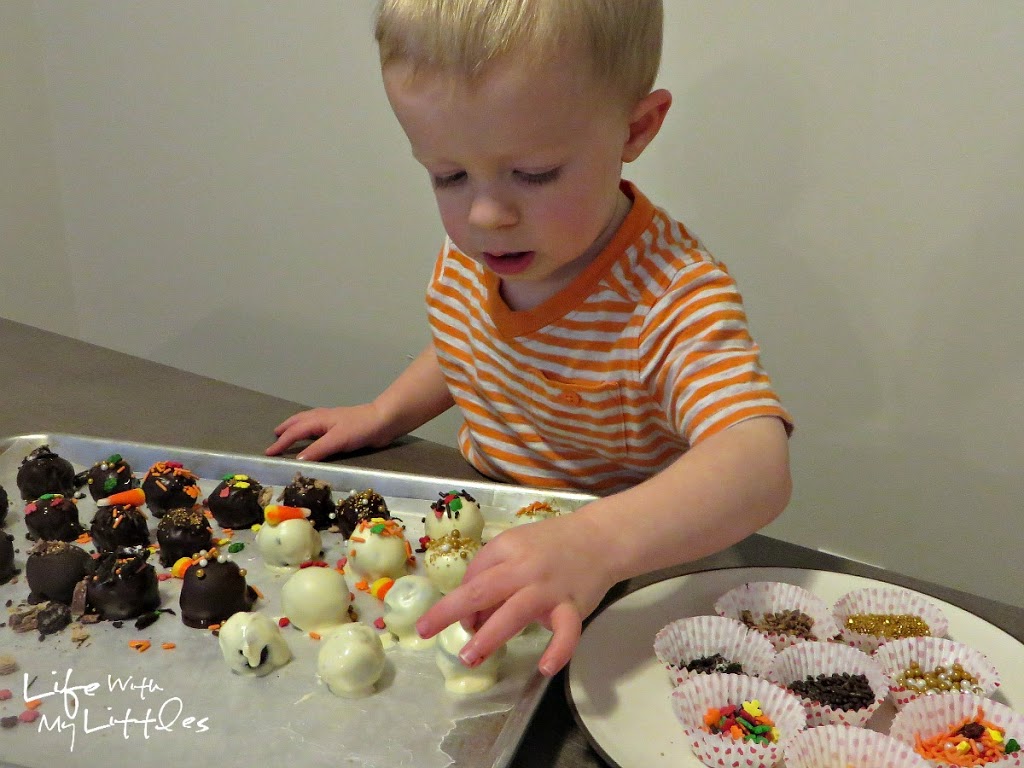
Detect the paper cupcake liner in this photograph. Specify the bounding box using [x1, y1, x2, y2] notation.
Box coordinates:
[783, 724, 931, 768]
[873, 636, 1000, 709]
[714, 581, 840, 651]
[654, 615, 777, 687]
[832, 586, 949, 653]
[671, 672, 807, 768]
[890, 692, 1024, 767]
[766, 640, 889, 726]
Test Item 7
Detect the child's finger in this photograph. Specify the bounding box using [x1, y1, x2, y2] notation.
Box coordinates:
[272, 413, 304, 435]
[264, 433, 295, 455]
[296, 435, 337, 461]
[265, 423, 314, 455]
[537, 602, 583, 676]
[416, 562, 517, 637]
[455, 590, 543, 668]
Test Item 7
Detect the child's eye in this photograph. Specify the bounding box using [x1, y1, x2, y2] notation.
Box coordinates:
[432, 171, 466, 189]
[516, 168, 561, 185]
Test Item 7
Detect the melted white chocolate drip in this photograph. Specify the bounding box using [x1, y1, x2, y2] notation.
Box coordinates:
[435, 622, 504, 694]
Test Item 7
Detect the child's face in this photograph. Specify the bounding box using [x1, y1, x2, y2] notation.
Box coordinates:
[384, 54, 634, 304]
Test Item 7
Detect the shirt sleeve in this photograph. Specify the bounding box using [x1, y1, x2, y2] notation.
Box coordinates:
[638, 259, 792, 445]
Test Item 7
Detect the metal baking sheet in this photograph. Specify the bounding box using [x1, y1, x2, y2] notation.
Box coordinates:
[0, 433, 596, 768]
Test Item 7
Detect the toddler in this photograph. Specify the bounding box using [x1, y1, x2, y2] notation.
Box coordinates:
[267, 0, 792, 676]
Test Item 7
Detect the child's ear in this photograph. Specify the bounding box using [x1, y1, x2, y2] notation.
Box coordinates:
[622, 88, 672, 162]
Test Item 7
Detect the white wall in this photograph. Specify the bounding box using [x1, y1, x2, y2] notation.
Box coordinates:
[3, 1, 1022, 607]
[0, 0, 75, 334]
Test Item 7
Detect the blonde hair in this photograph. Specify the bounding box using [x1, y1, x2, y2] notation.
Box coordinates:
[374, 0, 662, 105]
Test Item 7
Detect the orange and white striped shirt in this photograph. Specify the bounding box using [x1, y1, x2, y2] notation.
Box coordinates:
[426, 183, 791, 494]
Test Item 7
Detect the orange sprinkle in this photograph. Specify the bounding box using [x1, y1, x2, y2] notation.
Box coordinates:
[75, 532, 92, 545]
[208, 624, 221, 632]
[356, 518, 407, 538]
[128, 640, 151, 652]
[516, 501, 554, 516]
[24, 699, 42, 710]
[264, 505, 310, 526]
[251, 585, 264, 600]
[355, 580, 369, 591]
[350, 536, 366, 543]
[309, 632, 322, 640]
[161, 642, 176, 650]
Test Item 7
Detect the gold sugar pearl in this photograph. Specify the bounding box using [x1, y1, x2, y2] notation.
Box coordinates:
[844, 613, 930, 639]
[895, 661, 983, 694]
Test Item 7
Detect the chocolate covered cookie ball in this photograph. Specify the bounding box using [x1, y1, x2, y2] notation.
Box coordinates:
[206, 473, 272, 530]
[25, 540, 93, 604]
[87, 548, 161, 620]
[16, 445, 76, 501]
[90, 502, 151, 554]
[0, 532, 17, 583]
[281, 473, 335, 530]
[141, 461, 201, 518]
[24, 494, 85, 542]
[156, 506, 214, 567]
[336, 489, 391, 539]
[82, 453, 135, 502]
[179, 551, 257, 629]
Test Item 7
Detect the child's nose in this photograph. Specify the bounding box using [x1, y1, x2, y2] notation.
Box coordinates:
[468, 192, 518, 230]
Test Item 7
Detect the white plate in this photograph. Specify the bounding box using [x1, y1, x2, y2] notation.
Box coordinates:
[566, 566, 1024, 768]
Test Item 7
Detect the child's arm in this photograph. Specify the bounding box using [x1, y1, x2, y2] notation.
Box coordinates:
[415, 415, 791, 676]
[265, 343, 455, 461]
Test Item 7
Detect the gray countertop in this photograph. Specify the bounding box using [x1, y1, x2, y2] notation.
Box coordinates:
[2, 316, 1022, 767]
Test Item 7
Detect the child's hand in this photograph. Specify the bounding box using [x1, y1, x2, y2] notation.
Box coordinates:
[265, 404, 391, 460]
[415, 514, 616, 676]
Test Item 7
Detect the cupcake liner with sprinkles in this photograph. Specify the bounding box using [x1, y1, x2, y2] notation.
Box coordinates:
[832, 586, 949, 653]
[654, 614, 777, 687]
[783, 723, 931, 768]
[671, 672, 807, 768]
[890, 692, 1024, 766]
[713, 581, 840, 651]
[874, 636, 1000, 710]
[767, 640, 890, 727]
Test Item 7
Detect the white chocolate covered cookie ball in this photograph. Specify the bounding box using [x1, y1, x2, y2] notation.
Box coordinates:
[280, 565, 350, 633]
[318, 622, 386, 697]
[423, 530, 480, 594]
[346, 517, 412, 581]
[383, 574, 443, 649]
[256, 517, 322, 572]
[426, 490, 484, 543]
[218, 611, 292, 677]
[435, 622, 505, 694]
